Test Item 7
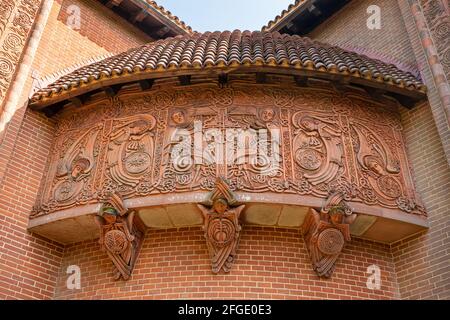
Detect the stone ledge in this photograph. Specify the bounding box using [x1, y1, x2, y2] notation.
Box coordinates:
[28, 192, 428, 245]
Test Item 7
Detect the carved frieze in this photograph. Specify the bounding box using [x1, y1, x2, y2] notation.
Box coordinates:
[419, 0, 450, 80]
[32, 84, 426, 217]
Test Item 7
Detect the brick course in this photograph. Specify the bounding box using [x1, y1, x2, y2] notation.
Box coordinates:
[55, 0, 151, 55]
[0, 108, 63, 300]
[308, 0, 419, 75]
[393, 102, 450, 300]
[0, 0, 156, 300]
[54, 227, 398, 300]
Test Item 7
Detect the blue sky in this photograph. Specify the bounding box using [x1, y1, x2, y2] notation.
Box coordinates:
[156, 0, 294, 32]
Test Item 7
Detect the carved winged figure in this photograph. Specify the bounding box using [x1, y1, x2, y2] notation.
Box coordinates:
[107, 115, 156, 187]
[352, 124, 403, 200]
[302, 192, 357, 278]
[94, 193, 142, 280]
[293, 114, 343, 186]
[52, 126, 100, 204]
[198, 198, 245, 274]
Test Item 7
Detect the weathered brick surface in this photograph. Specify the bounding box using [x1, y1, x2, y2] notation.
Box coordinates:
[0, 0, 153, 300]
[396, 0, 450, 164]
[54, 227, 398, 300]
[393, 102, 450, 300]
[308, 0, 418, 74]
[55, 0, 151, 55]
[0, 108, 64, 300]
[0, 0, 152, 189]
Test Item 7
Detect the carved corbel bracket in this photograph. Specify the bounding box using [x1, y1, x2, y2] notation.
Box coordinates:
[302, 191, 357, 278]
[197, 177, 245, 274]
[94, 192, 144, 280]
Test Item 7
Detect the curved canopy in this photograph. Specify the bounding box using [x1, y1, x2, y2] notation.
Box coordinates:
[30, 30, 426, 109]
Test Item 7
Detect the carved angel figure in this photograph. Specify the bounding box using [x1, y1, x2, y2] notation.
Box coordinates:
[94, 202, 137, 280]
[197, 198, 245, 274]
[302, 193, 357, 278]
[352, 124, 403, 200]
[52, 127, 100, 204]
[107, 115, 156, 188]
[293, 114, 343, 186]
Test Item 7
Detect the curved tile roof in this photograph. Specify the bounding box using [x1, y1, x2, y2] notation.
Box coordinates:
[262, 0, 306, 31]
[30, 30, 426, 106]
[144, 0, 192, 34]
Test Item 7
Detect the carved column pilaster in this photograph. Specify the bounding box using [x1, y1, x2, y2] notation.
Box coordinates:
[0, 0, 43, 113]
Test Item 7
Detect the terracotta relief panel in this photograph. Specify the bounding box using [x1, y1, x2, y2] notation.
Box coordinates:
[0, 0, 41, 106]
[420, 0, 450, 80]
[32, 84, 425, 217]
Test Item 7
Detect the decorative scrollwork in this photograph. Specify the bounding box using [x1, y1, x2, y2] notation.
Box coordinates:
[32, 84, 425, 217]
[0, 0, 40, 103]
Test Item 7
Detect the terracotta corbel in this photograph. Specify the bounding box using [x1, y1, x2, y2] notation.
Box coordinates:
[197, 177, 245, 274]
[94, 192, 144, 280]
[302, 192, 357, 278]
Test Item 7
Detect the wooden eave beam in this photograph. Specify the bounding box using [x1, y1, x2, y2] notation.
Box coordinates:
[178, 75, 191, 86]
[106, 0, 123, 9]
[104, 84, 124, 97]
[132, 9, 147, 24]
[138, 79, 154, 91]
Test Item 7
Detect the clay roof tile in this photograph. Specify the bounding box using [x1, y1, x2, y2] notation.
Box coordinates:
[30, 31, 426, 106]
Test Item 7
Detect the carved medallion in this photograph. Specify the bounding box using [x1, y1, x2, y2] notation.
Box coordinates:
[377, 176, 402, 198]
[296, 148, 323, 171]
[54, 180, 76, 202]
[317, 228, 345, 255]
[125, 152, 151, 174]
[207, 217, 235, 247]
[104, 230, 129, 254]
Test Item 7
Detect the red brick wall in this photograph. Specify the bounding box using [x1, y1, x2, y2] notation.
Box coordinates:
[54, 227, 398, 300]
[392, 102, 450, 300]
[0, 0, 152, 190]
[0, 108, 64, 299]
[0, 0, 156, 299]
[55, 0, 151, 54]
[308, 0, 418, 74]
